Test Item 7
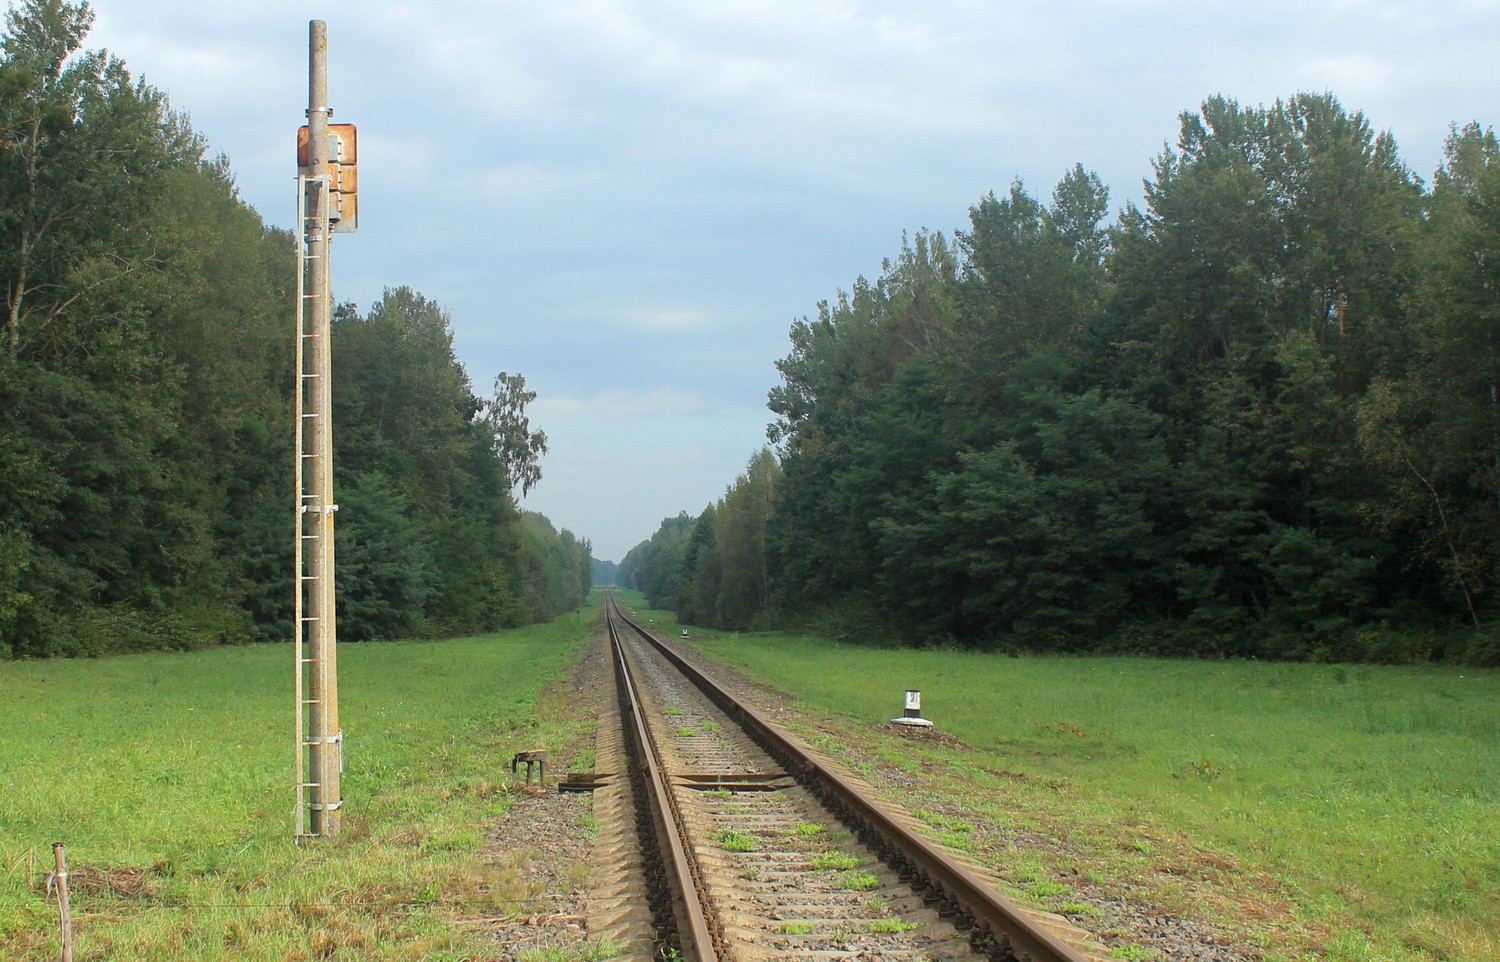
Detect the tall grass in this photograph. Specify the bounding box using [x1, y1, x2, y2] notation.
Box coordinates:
[0, 613, 593, 961]
[655, 601, 1499, 962]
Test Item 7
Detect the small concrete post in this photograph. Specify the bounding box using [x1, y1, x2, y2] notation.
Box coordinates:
[892, 689, 933, 727]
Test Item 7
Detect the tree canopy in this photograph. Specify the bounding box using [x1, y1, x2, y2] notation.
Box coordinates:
[0, 1, 588, 656]
[624, 93, 1500, 666]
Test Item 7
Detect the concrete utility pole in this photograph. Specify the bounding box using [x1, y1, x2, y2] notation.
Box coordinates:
[295, 19, 343, 840]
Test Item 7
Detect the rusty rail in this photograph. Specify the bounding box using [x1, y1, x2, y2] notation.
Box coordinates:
[606, 594, 1088, 962]
[606, 607, 720, 962]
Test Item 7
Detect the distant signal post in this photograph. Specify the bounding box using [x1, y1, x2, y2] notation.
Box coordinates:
[294, 19, 357, 841]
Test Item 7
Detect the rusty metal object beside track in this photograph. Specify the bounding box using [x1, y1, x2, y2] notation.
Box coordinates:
[605, 593, 1088, 962]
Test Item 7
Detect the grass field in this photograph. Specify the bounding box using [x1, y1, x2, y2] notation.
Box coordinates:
[625, 591, 1500, 962]
[7, 589, 1496, 961]
[0, 610, 598, 961]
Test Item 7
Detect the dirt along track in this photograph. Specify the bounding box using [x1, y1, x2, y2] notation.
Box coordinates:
[610, 614, 975, 959]
[582, 592, 1107, 962]
[477, 597, 1260, 962]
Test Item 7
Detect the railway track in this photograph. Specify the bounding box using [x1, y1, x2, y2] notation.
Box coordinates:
[582, 592, 1100, 962]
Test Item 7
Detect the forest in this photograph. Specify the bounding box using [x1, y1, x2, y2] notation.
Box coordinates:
[0, 1, 590, 658]
[621, 94, 1500, 665]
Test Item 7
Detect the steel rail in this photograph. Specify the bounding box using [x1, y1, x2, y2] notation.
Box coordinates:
[607, 596, 1089, 962]
[606, 606, 720, 962]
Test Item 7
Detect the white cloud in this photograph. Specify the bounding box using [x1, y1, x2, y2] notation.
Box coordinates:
[79, 0, 1500, 560]
[620, 307, 716, 332]
[534, 386, 715, 424]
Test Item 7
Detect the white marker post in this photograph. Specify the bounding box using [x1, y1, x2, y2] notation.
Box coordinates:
[892, 689, 933, 727]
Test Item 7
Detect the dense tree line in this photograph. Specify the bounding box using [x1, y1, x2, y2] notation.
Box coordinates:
[626, 93, 1500, 665]
[0, 1, 588, 657]
[617, 512, 693, 611]
[591, 557, 619, 587]
[619, 449, 776, 629]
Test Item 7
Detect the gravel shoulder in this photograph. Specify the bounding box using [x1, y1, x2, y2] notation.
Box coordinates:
[466, 618, 1291, 961]
[663, 635, 1287, 962]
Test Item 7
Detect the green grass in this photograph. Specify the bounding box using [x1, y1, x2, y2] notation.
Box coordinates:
[915, 810, 973, 834]
[809, 850, 859, 871]
[516, 935, 625, 961]
[1026, 880, 1071, 900]
[866, 917, 921, 934]
[677, 629, 1500, 962]
[0, 610, 596, 961]
[712, 828, 758, 852]
[835, 869, 879, 891]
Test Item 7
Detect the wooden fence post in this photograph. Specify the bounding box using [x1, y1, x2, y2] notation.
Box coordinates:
[51, 842, 72, 962]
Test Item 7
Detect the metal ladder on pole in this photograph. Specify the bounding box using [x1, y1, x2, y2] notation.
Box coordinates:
[293, 173, 332, 841]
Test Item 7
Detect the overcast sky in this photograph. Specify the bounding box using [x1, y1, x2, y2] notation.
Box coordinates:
[84, 0, 1500, 562]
